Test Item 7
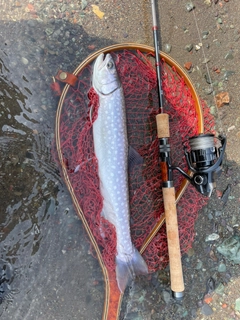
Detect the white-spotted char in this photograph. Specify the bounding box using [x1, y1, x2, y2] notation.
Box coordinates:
[92, 53, 148, 292]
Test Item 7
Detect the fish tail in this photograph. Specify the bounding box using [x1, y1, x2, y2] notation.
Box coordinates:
[116, 248, 148, 293]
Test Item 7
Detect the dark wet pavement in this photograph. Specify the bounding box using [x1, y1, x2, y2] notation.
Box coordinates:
[1, 0, 240, 319]
[0, 13, 106, 320]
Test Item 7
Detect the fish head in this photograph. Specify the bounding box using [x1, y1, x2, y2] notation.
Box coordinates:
[92, 53, 120, 95]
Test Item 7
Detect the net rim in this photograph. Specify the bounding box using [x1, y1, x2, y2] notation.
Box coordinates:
[55, 43, 204, 320]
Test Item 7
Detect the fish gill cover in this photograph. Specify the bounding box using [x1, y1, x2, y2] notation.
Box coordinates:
[57, 50, 214, 273]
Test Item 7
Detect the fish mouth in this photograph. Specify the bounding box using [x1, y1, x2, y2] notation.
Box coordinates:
[95, 53, 111, 70]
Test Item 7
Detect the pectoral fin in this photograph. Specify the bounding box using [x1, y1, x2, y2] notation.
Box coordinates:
[128, 146, 143, 171]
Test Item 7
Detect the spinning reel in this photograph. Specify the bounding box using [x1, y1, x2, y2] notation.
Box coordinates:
[173, 133, 227, 197]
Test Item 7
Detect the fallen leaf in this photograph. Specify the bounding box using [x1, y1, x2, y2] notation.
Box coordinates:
[88, 44, 96, 50]
[213, 66, 221, 74]
[204, 294, 213, 304]
[25, 3, 35, 13]
[216, 189, 223, 199]
[92, 5, 105, 19]
[209, 249, 218, 261]
[184, 62, 192, 70]
[14, 1, 21, 7]
[215, 91, 230, 108]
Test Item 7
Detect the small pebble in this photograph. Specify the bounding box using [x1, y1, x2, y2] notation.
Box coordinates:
[206, 277, 216, 293]
[226, 225, 233, 232]
[204, 87, 213, 95]
[187, 248, 195, 257]
[208, 212, 214, 219]
[215, 210, 222, 217]
[204, 73, 212, 84]
[205, 233, 220, 242]
[217, 235, 240, 264]
[228, 125, 236, 132]
[185, 44, 193, 52]
[202, 30, 209, 37]
[195, 260, 203, 270]
[21, 57, 29, 65]
[235, 298, 240, 311]
[164, 43, 172, 53]
[45, 28, 54, 36]
[202, 58, 210, 64]
[185, 2, 195, 12]
[221, 184, 231, 204]
[210, 106, 216, 115]
[215, 283, 225, 295]
[218, 262, 227, 272]
[81, 0, 88, 10]
[162, 290, 171, 304]
[201, 303, 213, 316]
[225, 50, 234, 60]
[223, 70, 235, 80]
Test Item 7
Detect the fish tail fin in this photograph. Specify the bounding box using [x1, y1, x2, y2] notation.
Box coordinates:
[116, 247, 148, 293]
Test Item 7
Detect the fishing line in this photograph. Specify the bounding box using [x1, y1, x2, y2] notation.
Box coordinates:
[190, 1, 224, 134]
[189, 133, 214, 150]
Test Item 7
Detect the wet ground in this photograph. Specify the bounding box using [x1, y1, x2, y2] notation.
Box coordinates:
[0, 0, 240, 319]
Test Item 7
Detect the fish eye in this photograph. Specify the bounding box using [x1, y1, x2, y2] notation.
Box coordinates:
[107, 61, 114, 69]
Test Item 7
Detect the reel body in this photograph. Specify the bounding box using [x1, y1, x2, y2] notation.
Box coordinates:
[174, 133, 227, 197]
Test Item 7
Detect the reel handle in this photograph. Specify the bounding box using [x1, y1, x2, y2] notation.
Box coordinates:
[156, 113, 184, 299]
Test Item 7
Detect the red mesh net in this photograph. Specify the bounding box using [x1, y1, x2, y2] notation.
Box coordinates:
[57, 50, 214, 273]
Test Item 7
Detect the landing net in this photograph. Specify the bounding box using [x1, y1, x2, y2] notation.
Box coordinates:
[57, 49, 214, 273]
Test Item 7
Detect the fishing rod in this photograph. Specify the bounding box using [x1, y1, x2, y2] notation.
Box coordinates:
[150, 0, 227, 300]
[150, 0, 184, 300]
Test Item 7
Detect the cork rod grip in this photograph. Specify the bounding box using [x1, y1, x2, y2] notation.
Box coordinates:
[156, 113, 170, 138]
[162, 187, 184, 294]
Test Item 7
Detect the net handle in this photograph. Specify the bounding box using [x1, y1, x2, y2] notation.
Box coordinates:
[55, 43, 204, 320]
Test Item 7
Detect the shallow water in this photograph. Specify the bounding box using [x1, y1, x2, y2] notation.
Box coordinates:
[0, 13, 106, 320]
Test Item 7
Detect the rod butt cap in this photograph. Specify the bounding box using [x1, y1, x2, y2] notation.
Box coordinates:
[172, 291, 184, 300]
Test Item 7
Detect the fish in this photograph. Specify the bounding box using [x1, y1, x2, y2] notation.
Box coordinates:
[92, 53, 148, 292]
